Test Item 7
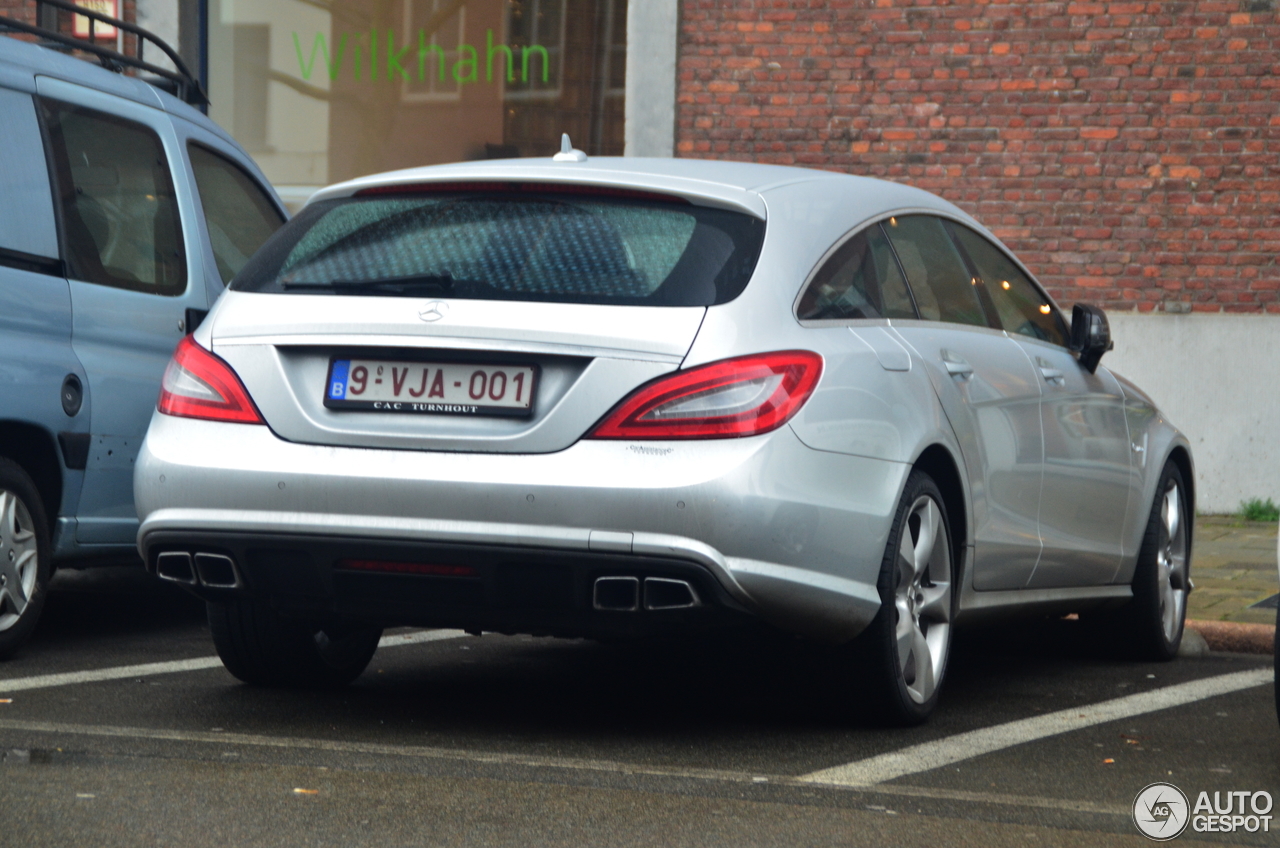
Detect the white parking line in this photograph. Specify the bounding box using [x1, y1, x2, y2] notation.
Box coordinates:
[0, 629, 467, 695]
[799, 667, 1273, 787]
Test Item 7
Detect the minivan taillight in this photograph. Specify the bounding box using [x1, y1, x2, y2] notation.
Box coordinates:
[587, 351, 823, 440]
[157, 336, 263, 424]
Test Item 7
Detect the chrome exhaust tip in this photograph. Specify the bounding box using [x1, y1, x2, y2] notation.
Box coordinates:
[593, 576, 640, 611]
[155, 551, 197, 586]
[643, 578, 701, 610]
[193, 553, 243, 590]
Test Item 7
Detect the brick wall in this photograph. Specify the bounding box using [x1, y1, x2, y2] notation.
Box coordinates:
[0, 1, 140, 54]
[0, 0, 35, 24]
[677, 0, 1280, 313]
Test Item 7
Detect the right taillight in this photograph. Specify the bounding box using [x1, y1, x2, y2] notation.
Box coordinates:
[587, 350, 823, 440]
[157, 335, 263, 424]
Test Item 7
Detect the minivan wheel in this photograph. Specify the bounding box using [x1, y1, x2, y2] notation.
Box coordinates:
[1120, 461, 1190, 661]
[208, 598, 382, 688]
[0, 458, 51, 661]
[855, 470, 955, 725]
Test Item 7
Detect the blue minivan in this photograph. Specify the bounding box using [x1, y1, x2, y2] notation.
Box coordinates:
[0, 8, 286, 657]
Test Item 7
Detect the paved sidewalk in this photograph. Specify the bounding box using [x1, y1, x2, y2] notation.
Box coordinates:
[1188, 515, 1278, 625]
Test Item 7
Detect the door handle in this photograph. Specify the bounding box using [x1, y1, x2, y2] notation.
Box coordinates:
[1039, 366, 1065, 385]
[940, 350, 973, 379]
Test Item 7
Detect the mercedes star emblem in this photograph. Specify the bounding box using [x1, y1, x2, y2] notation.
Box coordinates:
[418, 300, 447, 322]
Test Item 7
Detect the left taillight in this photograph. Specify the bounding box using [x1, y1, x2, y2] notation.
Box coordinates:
[587, 350, 823, 440]
[157, 335, 263, 425]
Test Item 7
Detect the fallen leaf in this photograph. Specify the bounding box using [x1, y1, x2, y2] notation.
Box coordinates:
[293, 788, 319, 795]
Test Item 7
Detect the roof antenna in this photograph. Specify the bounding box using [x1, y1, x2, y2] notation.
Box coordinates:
[553, 133, 588, 163]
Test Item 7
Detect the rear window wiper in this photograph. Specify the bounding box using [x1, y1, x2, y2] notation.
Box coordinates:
[280, 273, 490, 296]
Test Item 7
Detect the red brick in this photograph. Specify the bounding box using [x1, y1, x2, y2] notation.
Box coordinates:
[676, 0, 1280, 312]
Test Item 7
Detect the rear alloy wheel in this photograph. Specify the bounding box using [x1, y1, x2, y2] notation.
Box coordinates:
[856, 470, 954, 725]
[208, 598, 382, 688]
[1124, 461, 1191, 661]
[0, 458, 51, 661]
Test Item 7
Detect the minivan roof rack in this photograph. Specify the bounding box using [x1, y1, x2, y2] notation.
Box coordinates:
[0, 0, 207, 107]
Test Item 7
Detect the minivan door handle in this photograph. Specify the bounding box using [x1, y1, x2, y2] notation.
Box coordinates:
[940, 350, 973, 379]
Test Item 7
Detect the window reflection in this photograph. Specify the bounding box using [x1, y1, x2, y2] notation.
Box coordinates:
[207, 0, 627, 202]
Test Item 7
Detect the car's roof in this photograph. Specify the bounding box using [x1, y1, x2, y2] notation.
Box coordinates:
[308, 155, 964, 222]
[0, 34, 233, 143]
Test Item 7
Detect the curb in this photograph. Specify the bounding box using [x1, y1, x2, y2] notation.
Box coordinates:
[1186, 619, 1276, 656]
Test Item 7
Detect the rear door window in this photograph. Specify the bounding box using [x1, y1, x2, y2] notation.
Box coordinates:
[188, 143, 285, 285]
[883, 215, 989, 328]
[797, 223, 916, 320]
[0, 88, 59, 270]
[231, 187, 765, 306]
[41, 99, 186, 294]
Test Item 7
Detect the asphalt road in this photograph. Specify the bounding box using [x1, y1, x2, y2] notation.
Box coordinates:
[0, 565, 1275, 847]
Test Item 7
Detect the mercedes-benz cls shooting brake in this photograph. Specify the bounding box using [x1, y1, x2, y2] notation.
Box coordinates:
[135, 149, 1194, 723]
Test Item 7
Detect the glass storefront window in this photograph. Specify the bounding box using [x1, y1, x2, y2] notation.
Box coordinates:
[207, 0, 626, 203]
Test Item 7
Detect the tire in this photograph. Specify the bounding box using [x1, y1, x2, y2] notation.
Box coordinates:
[1274, 601, 1279, 730]
[855, 469, 956, 725]
[0, 458, 52, 661]
[1122, 461, 1191, 661]
[208, 597, 382, 688]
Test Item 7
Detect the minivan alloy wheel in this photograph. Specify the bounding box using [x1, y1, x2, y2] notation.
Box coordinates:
[0, 489, 40, 632]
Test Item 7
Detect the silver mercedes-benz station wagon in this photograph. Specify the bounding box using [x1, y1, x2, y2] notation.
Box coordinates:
[135, 145, 1193, 723]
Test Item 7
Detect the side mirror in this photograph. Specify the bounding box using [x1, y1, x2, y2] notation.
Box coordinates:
[1070, 304, 1113, 374]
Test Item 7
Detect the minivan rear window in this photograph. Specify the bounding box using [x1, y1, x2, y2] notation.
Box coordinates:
[231, 189, 765, 306]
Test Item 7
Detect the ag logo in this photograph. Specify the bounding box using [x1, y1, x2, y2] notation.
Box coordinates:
[1134, 782, 1190, 840]
[418, 300, 448, 322]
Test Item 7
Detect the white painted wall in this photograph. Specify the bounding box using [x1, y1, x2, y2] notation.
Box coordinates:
[1104, 313, 1280, 514]
[624, 0, 678, 157]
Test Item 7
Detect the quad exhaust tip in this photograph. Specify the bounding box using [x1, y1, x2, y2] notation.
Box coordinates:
[194, 553, 242, 589]
[593, 576, 639, 611]
[155, 551, 197, 586]
[592, 576, 701, 612]
[155, 551, 243, 590]
[643, 577, 701, 610]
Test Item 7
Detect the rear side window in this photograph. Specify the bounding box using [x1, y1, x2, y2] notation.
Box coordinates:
[948, 224, 1068, 347]
[231, 189, 765, 306]
[883, 215, 988, 328]
[188, 144, 285, 285]
[41, 99, 185, 295]
[797, 223, 915, 321]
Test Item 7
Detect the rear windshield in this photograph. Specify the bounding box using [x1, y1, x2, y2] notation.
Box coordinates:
[231, 189, 766, 306]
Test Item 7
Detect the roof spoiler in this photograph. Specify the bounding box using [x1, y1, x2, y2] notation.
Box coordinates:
[0, 0, 207, 107]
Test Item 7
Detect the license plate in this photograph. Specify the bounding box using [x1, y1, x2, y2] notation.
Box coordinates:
[324, 358, 538, 417]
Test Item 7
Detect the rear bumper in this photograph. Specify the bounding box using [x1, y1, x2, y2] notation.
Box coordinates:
[143, 530, 751, 639]
[136, 412, 907, 641]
